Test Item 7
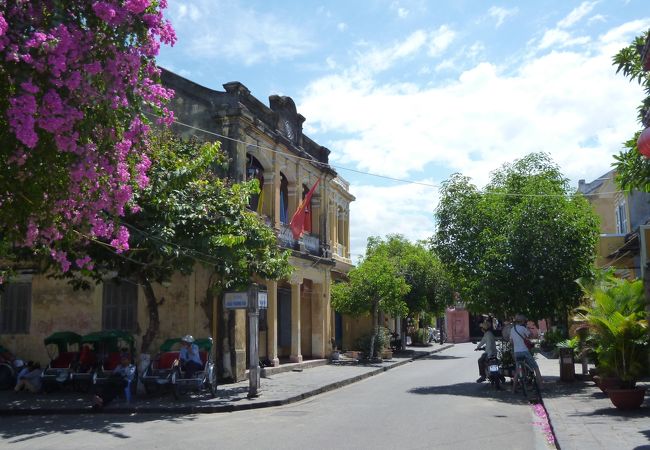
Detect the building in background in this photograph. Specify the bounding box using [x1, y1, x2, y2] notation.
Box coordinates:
[578, 170, 650, 278]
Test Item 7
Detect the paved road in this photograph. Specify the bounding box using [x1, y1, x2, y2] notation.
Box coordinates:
[0, 344, 553, 450]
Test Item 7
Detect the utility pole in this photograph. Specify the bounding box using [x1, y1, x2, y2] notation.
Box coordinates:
[247, 283, 260, 398]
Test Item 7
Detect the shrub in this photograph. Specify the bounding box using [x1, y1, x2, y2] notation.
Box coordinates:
[540, 329, 565, 352]
[409, 328, 429, 345]
[355, 327, 391, 357]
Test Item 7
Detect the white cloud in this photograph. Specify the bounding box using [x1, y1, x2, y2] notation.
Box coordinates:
[355, 26, 456, 75]
[588, 14, 607, 25]
[488, 6, 518, 28]
[300, 19, 649, 257]
[390, 2, 410, 19]
[557, 1, 598, 29]
[168, 0, 315, 65]
[356, 30, 429, 73]
[536, 1, 602, 51]
[428, 25, 457, 57]
[538, 29, 591, 49]
[348, 182, 439, 259]
[338, 22, 348, 31]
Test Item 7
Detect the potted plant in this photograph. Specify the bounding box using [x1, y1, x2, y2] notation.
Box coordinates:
[330, 338, 340, 361]
[575, 274, 648, 409]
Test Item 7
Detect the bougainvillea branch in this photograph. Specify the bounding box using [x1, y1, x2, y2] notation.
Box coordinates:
[0, 0, 175, 276]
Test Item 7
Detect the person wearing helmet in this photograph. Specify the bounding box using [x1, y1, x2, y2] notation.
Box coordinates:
[475, 319, 497, 383]
[179, 335, 202, 379]
[510, 314, 544, 388]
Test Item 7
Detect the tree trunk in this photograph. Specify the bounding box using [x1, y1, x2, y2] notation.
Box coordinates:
[369, 300, 379, 359]
[139, 276, 160, 354]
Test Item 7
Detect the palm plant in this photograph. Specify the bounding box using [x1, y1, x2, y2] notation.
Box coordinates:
[575, 274, 648, 387]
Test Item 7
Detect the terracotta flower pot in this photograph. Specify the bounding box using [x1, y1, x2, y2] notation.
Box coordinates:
[607, 387, 647, 410]
[594, 376, 622, 393]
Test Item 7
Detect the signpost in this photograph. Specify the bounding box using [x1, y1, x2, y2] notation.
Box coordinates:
[224, 286, 267, 398]
[247, 284, 260, 398]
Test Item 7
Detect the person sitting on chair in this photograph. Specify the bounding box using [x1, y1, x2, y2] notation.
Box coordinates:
[14, 361, 42, 393]
[92, 353, 135, 409]
[179, 335, 202, 379]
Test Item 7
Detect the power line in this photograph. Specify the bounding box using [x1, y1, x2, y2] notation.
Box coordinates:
[151, 113, 625, 199]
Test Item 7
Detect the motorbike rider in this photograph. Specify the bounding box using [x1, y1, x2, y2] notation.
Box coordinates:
[475, 319, 497, 383]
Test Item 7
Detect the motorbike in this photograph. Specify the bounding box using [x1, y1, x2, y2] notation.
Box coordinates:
[475, 348, 506, 390]
[389, 332, 402, 351]
[485, 355, 505, 390]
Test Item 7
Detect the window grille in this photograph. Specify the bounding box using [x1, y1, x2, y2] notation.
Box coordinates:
[102, 281, 138, 331]
[0, 282, 31, 334]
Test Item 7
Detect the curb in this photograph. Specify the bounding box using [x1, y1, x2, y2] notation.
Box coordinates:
[0, 343, 454, 416]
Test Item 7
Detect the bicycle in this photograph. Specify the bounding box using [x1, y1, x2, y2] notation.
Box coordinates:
[512, 354, 541, 401]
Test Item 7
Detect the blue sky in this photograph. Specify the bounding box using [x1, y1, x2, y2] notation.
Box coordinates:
[158, 0, 650, 260]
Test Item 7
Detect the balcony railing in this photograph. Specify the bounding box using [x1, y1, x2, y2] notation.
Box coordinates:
[303, 234, 320, 255]
[277, 224, 322, 256]
[278, 224, 297, 250]
[336, 243, 346, 258]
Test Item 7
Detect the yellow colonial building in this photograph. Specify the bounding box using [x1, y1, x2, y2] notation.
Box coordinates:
[0, 70, 355, 382]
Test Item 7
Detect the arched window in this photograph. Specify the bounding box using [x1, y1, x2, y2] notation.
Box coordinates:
[302, 184, 313, 233]
[280, 173, 289, 224]
[246, 154, 264, 213]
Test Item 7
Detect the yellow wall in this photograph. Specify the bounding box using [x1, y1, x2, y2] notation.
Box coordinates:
[341, 315, 373, 351]
[1, 268, 214, 366]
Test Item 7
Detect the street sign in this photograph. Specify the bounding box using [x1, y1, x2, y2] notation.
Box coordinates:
[224, 292, 248, 309]
[258, 291, 267, 309]
[225, 290, 268, 309]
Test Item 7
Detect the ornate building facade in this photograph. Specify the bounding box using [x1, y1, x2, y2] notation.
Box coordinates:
[161, 69, 355, 378]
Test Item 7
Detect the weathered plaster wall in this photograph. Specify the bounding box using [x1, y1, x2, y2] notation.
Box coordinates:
[2, 269, 216, 365]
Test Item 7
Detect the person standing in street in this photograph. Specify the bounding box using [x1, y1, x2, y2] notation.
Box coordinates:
[510, 314, 544, 387]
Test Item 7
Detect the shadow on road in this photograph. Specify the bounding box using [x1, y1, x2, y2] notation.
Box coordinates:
[408, 374, 600, 405]
[419, 354, 465, 361]
[408, 381, 528, 403]
[0, 412, 198, 443]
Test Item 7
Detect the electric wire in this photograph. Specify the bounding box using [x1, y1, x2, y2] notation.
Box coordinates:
[150, 112, 625, 199]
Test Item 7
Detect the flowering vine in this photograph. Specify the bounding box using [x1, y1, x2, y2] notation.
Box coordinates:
[0, 0, 175, 276]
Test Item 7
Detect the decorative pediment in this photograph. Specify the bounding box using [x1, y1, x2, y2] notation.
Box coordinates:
[269, 95, 305, 145]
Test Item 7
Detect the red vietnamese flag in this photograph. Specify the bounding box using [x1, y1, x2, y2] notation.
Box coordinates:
[289, 178, 321, 239]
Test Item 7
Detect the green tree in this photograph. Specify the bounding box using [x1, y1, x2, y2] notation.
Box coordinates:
[55, 130, 292, 352]
[367, 234, 452, 317]
[331, 250, 409, 358]
[434, 152, 599, 322]
[612, 31, 650, 191]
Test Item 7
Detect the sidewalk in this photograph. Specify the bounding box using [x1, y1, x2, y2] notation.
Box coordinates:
[0, 343, 453, 416]
[536, 353, 650, 450]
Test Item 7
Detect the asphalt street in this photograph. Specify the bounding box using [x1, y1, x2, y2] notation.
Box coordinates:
[0, 343, 554, 450]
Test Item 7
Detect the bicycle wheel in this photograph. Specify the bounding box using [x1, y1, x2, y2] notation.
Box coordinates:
[527, 365, 541, 400]
[520, 369, 528, 398]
